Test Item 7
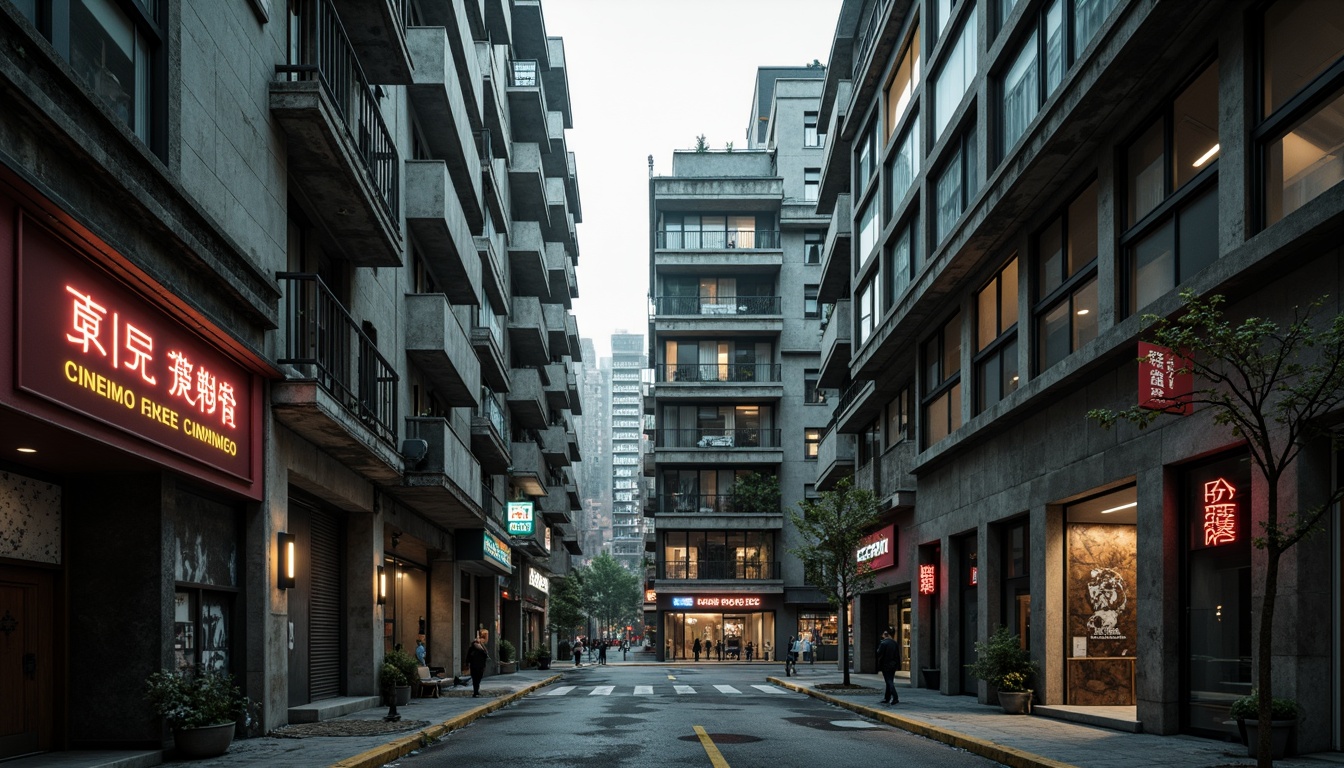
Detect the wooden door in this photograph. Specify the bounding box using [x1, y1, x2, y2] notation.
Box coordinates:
[0, 566, 54, 759]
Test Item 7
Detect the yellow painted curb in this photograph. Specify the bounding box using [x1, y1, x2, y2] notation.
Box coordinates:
[328, 675, 562, 768]
[767, 677, 1077, 768]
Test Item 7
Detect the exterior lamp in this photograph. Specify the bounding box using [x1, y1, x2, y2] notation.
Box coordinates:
[277, 532, 296, 590]
[377, 565, 387, 605]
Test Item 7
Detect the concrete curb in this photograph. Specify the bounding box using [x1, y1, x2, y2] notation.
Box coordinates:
[327, 674, 562, 768]
[767, 677, 1077, 768]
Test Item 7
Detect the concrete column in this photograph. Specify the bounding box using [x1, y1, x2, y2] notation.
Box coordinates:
[430, 553, 456, 673]
[345, 499, 380, 695]
[1040, 503, 1064, 706]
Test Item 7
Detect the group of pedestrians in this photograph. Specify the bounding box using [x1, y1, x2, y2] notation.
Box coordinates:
[782, 634, 815, 676]
[571, 636, 617, 667]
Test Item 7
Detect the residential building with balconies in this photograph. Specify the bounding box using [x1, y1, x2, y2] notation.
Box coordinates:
[647, 67, 835, 662]
[609, 332, 648, 573]
[820, 0, 1344, 754]
[0, 0, 584, 753]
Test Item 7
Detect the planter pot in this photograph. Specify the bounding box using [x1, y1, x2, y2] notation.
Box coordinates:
[173, 722, 235, 759]
[383, 685, 411, 706]
[921, 669, 941, 689]
[499, 661, 517, 674]
[537, 658, 551, 670]
[997, 690, 1033, 715]
[1240, 718, 1297, 759]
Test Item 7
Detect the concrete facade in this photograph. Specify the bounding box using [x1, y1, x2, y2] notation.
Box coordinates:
[819, 0, 1344, 755]
[0, 0, 584, 757]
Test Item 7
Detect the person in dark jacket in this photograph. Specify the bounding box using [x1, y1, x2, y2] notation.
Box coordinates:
[693, 636, 702, 661]
[876, 628, 901, 704]
[467, 630, 490, 697]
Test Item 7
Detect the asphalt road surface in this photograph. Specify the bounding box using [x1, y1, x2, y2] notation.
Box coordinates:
[391, 664, 1006, 768]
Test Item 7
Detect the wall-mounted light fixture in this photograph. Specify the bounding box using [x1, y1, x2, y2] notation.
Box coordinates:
[277, 532, 296, 590]
[377, 565, 387, 605]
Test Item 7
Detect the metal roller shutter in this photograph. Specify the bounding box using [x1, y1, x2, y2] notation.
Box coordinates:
[309, 509, 343, 700]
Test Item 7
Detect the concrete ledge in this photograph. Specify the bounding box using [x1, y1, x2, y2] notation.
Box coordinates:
[288, 696, 381, 724]
[327, 674, 561, 768]
[769, 676, 1077, 768]
[1034, 704, 1142, 733]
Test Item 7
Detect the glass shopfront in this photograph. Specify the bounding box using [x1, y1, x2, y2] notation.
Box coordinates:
[886, 596, 913, 671]
[799, 610, 841, 662]
[1064, 486, 1138, 706]
[667, 611, 775, 660]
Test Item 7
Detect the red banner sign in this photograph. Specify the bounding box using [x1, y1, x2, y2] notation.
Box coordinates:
[918, 563, 937, 595]
[855, 524, 896, 571]
[1138, 342, 1193, 415]
[17, 220, 254, 480]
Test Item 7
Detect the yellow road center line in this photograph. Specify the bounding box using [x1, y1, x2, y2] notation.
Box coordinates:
[694, 725, 731, 768]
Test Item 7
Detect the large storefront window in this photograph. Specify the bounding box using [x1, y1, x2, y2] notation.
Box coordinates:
[382, 555, 428, 656]
[667, 612, 775, 660]
[1183, 453, 1253, 738]
[798, 611, 840, 661]
[1065, 487, 1137, 705]
[173, 491, 239, 674]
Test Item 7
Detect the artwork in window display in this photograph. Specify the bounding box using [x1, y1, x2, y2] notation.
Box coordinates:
[174, 498, 239, 587]
[200, 595, 230, 674]
[1066, 523, 1136, 706]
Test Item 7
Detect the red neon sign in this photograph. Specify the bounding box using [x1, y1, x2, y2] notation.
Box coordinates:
[969, 565, 978, 586]
[1202, 477, 1237, 546]
[918, 564, 937, 595]
[1138, 342, 1193, 415]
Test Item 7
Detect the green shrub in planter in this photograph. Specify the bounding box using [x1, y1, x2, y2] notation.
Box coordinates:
[966, 626, 1038, 691]
[379, 662, 406, 695]
[498, 639, 516, 663]
[1229, 690, 1300, 721]
[383, 649, 419, 688]
[145, 666, 248, 729]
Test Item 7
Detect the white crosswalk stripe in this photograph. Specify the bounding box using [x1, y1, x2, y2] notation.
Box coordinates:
[634, 685, 654, 695]
[544, 686, 576, 696]
[589, 685, 614, 696]
[673, 685, 696, 695]
[713, 684, 741, 694]
[752, 684, 789, 694]
[536, 683, 796, 697]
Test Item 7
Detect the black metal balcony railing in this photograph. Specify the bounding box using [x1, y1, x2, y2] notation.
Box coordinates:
[277, 0, 399, 219]
[834, 379, 868, 416]
[655, 230, 781, 249]
[662, 560, 781, 580]
[510, 59, 538, 87]
[654, 295, 782, 316]
[656, 429, 782, 449]
[656, 363, 782, 383]
[478, 390, 507, 435]
[657, 494, 781, 515]
[278, 273, 399, 448]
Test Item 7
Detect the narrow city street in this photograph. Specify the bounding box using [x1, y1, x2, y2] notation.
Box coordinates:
[392, 664, 1006, 768]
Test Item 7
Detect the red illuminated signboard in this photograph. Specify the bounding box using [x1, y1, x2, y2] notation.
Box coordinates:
[918, 564, 937, 595]
[17, 221, 254, 480]
[1138, 342, 1193, 415]
[855, 524, 896, 571]
[1202, 478, 1237, 546]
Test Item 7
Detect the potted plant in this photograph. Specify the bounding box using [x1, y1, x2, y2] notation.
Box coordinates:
[1229, 690, 1300, 759]
[966, 626, 1038, 714]
[382, 649, 418, 705]
[380, 661, 408, 705]
[145, 666, 248, 758]
[536, 645, 552, 670]
[498, 639, 517, 674]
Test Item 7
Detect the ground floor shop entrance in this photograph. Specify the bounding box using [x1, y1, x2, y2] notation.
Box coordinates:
[666, 611, 775, 660]
[1063, 486, 1138, 706]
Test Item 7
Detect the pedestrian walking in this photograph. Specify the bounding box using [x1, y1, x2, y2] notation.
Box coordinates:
[876, 628, 901, 704]
[745, 641, 754, 662]
[785, 636, 799, 676]
[763, 640, 773, 661]
[467, 629, 490, 698]
[693, 637, 702, 662]
[715, 639, 724, 661]
[573, 639, 583, 667]
[598, 640, 608, 665]
[802, 635, 814, 664]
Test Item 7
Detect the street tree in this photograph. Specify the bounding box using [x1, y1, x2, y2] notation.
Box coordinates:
[580, 552, 642, 640]
[1088, 290, 1344, 768]
[548, 571, 586, 642]
[788, 476, 882, 685]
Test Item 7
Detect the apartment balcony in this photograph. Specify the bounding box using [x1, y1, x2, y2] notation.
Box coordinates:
[477, 231, 509, 311]
[653, 429, 784, 466]
[416, 1, 483, 129]
[397, 417, 484, 527]
[544, 37, 573, 129]
[652, 295, 783, 336]
[405, 161, 480, 303]
[642, 450, 655, 478]
[471, 310, 509, 392]
[329, 0, 412, 83]
[565, 313, 582, 361]
[544, 178, 577, 254]
[507, 59, 549, 143]
[817, 79, 853, 215]
[818, 194, 852, 303]
[509, 438, 545, 491]
[543, 303, 568, 358]
[818, 298, 852, 388]
[652, 228, 783, 271]
[470, 391, 510, 475]
[650, 494, 784, 530]
[538, 424, 571, 468]
[271, 0, 400, 268]
[274, 274, 401, 482]
[543, 111, 570, 179]
[485, 0, 510, 40]
[566, 370, 582, 417]
[835, 379, 882, 435]
[479, 131, 510, 236]
[539, 482, 570, 525]
[478, 42, 511, 161]
[546, 243, 576, 309]
[815, 425, 855, 491]
[543, 362, 573, 412]
[406, 27, 484, 231]
[510, 525, 549, 558]
[564, 472, 581, 511]
[404, 293, 479, 407]
[565, 426, 580, 462]
[506, 366, 546, 429]
[652, 364, 783, 403]
[659, 561, 782, 582]
[508, 295, 549, 366]
[508, 220, 549, 299]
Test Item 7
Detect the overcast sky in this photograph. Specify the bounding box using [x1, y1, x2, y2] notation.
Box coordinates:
[543, 0, 845, 361]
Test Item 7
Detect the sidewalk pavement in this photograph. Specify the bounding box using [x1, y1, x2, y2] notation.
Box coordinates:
[14, 657, 1344, 768]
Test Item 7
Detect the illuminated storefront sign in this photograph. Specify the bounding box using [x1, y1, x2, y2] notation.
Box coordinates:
[1138, 342, 1193, 415]
[668, 595, 762, 609]
[506, 501, 535, 535]
[1202, 477, 1237, 546]
[969, 566, 978, 586]
[645, 589, 657, 604]
[483, 532, 512, 570]
[17, 220, 255, 480]
[855, 524, 896, 571]
[528, 567, 549, 594]
[918, 564, 937, 595]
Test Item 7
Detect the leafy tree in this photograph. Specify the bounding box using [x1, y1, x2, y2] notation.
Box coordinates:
[548, 571, 586, 640]
[580, 553, 642, 640]
[694, 134, 709, 152]
[1088, 290, 1344, 767]
[730, 472, 780, 515]
[788, 477, 882, 685]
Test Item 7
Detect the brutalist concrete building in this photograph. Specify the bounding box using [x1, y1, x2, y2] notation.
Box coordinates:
[818, 0, 1343, 752]
[646, 67, 843, 662]
[0, 0, 584, 756]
